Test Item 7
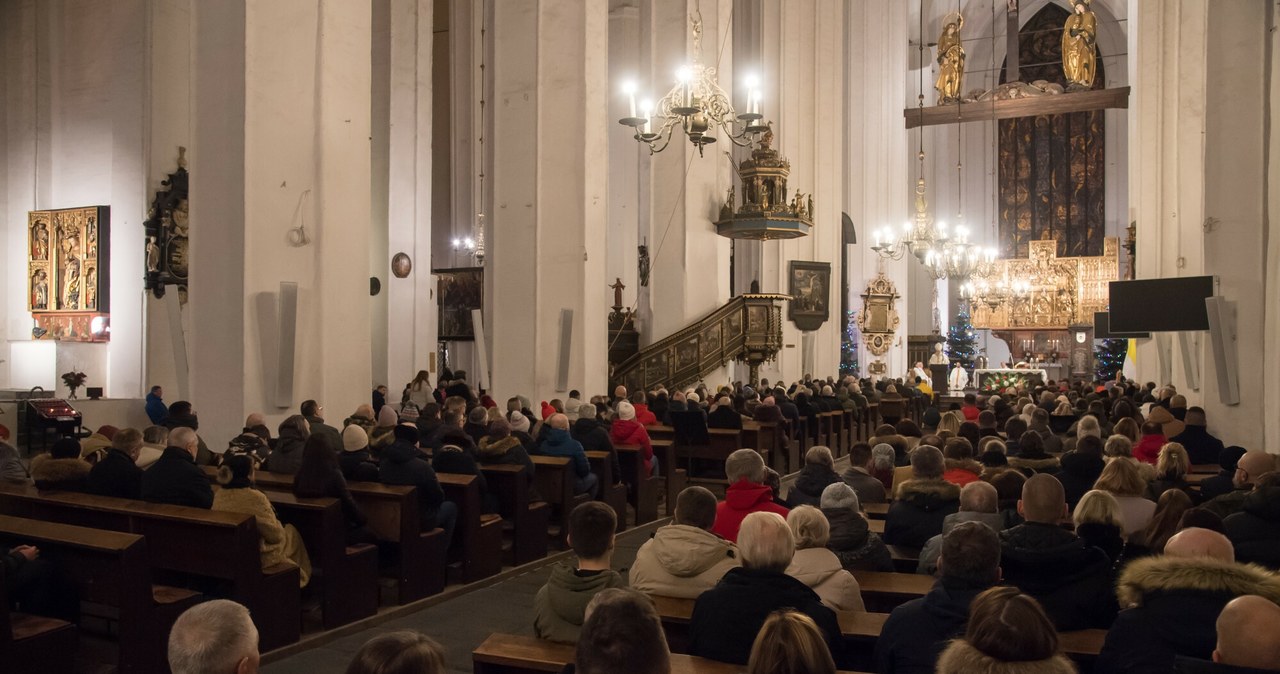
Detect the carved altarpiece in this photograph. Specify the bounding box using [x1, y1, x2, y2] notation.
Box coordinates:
[28, 206, 110, 342]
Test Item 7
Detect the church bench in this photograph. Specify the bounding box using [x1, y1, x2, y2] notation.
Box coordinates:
[437, 472, 505, 582]
[886, 545, 922, 573]
[648, 425, 676, 443]
[530, 455, 589, 547]
[585, 450, 629, 532]
[471, 632, 870, 674]
[0, 562, 77, 673]
[0, 513, 190, 673]
[258, 491, 379, 629]
[232, 469, 447, 603]
[1190, 463, 1217, 475]
[842, 408, 856, 450]
[651, 439, 686, 517]
[478, 464, 550, 565]
[864, 503, 889, 518]
[0, 483, 301, 651]
[863, 403, 880, 440]
[614, 444, 661, 524]
[743, 421, 792, 475]
[850, 570, 934, 612]
[867, 518, 885, 535]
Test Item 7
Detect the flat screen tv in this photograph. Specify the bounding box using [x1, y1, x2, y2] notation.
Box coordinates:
[1108, 276, 1214, 332]
[1093, 311, 1150, 339]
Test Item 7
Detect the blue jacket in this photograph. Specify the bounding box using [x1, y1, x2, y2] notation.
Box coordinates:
[536, 428, 591, 478]
[145, 393, 167, 424]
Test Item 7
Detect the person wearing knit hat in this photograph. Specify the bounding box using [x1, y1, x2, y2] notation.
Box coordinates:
[338, 424, 379, 482]
[393, 422, 420, 445]
[611, 402, 657, 476]
[508, 409, 532, 434]
[343, 404, 377, 435]
[368, 406, 399, 452]
[379, 422, 458, 545]
[616, 400, 636, 421]
[1169, 406, 1225, 466]
[78, 424, 120, 458]
[820, 481, 894, 572]
[377, 406, 399, 427]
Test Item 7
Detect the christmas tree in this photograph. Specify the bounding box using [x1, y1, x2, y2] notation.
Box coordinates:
[1095, 338, 1127, 381]
[840, 310, 860, 378]
[946, 302, 978, 370]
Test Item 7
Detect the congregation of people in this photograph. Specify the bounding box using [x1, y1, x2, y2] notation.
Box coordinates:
[4, 372, 1280, 673]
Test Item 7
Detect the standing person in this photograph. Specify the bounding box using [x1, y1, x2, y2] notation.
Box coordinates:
[371, 384, 389, 415]
[214, 455, 311, 587]
[145, 385, 167, 424]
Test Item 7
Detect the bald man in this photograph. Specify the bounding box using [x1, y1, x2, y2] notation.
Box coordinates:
[1203, 451, 1279, 520]
[1097, 529, 1280, 674]
[140, 426, 214, 509]
[998, 474, 1117, 631]
[1203, 595, 1280, 671]
[535, 413, 598, 497]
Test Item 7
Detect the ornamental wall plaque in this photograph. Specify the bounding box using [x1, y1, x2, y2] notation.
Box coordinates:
[856, 272, 900, 357]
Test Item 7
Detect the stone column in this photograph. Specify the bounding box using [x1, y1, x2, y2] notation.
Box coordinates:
[489, 0, 609, 402]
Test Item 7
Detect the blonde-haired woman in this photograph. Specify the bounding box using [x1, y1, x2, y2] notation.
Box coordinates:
[746, 610, 837, 674]
[784, 506, 865, 611]
[1072, 489, 1126, 563]
[1147, 442, 1194, 501]
[1093, 458, 1156, 537]
[936, 411, 962, 439]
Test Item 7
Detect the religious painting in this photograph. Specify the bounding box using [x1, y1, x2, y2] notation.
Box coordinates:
[700, 323, 722, 365]
[28, 206, 110, 315]
[725, 310, 743, 341]
[435, 267, 483, 341]
[857, 272, 900, 357]
[787, 261, 831, 331]
[644, 352, 669, 384]
[144, 149, 189, 299]
[998, 4, 1105, 259]
[676, 337, 699, 372]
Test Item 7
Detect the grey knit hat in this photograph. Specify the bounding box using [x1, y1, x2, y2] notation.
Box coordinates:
[821, 482, 861, 512]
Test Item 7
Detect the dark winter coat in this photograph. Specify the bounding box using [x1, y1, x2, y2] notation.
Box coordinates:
[1169, 426, 1225, 466]
[1096, 555, 1280, 674]
[294, 469, 368, 531]
[875, 577, 996, 674]
[706, 405, 744, 430]
[535, 428, 592, 479]
[787, 463, 842, 507]
[823, 507, 894, 572]
[140, 447, 214, 509]
[1074, 521, 1127, 567]
[1054, 451, 1106, 510]
[30, 455, 90, 493]
[1198, 470, 1238, 502]
[304, 414, 343, 453]
[378, 439, 446, 530]
[338, 449, 380, 483]
[86, 448, 143, 500]
[999, 522, 1118, 630]
[840, 467, 887, 504]
[1173, 656, 1280, 674]
[1223, 485, 1280, 570]
[423, 424, 477, 455]
[476, 435, 537, 486]
[569, 418, 621, 484]
[265, 424, 308, 475]
[689, 567, 842, 666]
[884, 479, 960, 548]
[431, 445, 487, 495]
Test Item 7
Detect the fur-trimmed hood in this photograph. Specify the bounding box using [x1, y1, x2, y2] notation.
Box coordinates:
[936, 640, 1076, 674]
[1116, 555, 1280, 608]
[896, 478, 961, 502]
[944, 458, 985, 475]
[1009, 455, 1061, 471]
[30, 454, 91, 488]
[476, 435, 523, 460]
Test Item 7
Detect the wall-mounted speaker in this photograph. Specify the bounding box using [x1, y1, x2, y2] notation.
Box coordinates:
[1177, 331, 1200, 392]
[1205, 296, 1239, 405]
[471, 309, 490, 392]
[275, 282, 299, 408]
[1155, 333, 1172, 386]
[556, 309, 574, 392]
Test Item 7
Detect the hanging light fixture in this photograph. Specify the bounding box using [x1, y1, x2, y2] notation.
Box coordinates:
[457, 1, 488, 267]
[618, 10, 769, 156]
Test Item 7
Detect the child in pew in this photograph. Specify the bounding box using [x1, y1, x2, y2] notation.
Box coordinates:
[534, 502, 625, 643]
[214, 454, 312, 587]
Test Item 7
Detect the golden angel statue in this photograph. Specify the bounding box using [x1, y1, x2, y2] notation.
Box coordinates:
[935, 13, 965, 103]
[1062, 0, 1097, 90]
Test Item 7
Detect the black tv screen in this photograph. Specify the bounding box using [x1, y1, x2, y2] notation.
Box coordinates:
[1093, 311, 1150, 339]
[1108, 276, 1214, 332]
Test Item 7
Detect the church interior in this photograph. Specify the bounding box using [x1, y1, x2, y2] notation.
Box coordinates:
[1, 0, 1279, 672]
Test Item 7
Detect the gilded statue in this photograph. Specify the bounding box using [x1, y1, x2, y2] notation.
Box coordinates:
[1062, 0, 1097, 90]
[935, 13, 965, 103]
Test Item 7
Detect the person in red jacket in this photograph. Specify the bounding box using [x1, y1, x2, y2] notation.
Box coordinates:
[960, 393, 982, 422]
[628, 391, 659, 426]
[1133, 421, 1168, 464]
[712, 448, 790, 542]
[611, 401, 656, 476]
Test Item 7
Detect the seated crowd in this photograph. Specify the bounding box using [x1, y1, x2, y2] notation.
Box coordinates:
[4, 373, 1280, 674]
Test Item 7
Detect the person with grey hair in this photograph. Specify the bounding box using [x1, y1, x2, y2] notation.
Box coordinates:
[690, 512, 841, 665]
[869, 442, 897, 491]
[917, 481, 1006, 575]
[87, 427, 145, 499]
[712, 449, 790, 542]
[168, 599, 259, 674]
[821, 482, 893, 572]
[141, 426, 214, 509]
[707, 396, 745, 430]
[631, 486, 740, 598]
[787, 446, 841, 507]
[876, 521, 1002, 674]
[884, 445, 960, 547]
[785, 506, 865, 611]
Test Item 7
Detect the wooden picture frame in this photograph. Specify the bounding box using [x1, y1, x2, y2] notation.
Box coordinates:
[787, 260, 831, 331]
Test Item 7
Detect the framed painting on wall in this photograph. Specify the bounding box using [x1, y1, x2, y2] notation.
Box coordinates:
[435, 267, 483, 341]
[788, 260, 830, 331]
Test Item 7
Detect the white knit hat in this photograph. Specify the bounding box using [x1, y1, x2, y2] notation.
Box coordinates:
[617, 400, 636, 421]
[342, 425, 368, 453]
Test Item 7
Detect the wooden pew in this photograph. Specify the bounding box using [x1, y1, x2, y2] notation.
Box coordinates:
[230, 469, 448, 602]
[850, 570, 934, 612]
[615, 444, 660, 524]
[743, 421, 790, 475]
[864, 502, 889, 518]
[471, 632, 870, 674]
[437, 473, 505, 582]
[0, 562, 77, 673]
[1190, 463, 1218, 475]
[0, 483, 301, 650]
[261, 491, 379, 628]
[868, 518, 885, 535]
[886, 545, 921, 573]
[652, 439, 685, 517]
[586, 450, 629, 532]
[531, 455, 590, 546]
[479, 464, 550, 565]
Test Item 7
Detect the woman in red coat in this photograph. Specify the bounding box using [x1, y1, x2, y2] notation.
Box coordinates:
[611, 401, 657, 476]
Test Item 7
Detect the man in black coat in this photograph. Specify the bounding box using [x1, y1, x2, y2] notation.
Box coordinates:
[999, 473, 1116, 631]
[301, 399, 343, 453]
[1173, 595, 1280, 673]
[86, 428, 145, 500]
[1223, 478, 1280, 570]
[1170, 407, 1226, 466]
[706, 396, 744, 430]
[884, 446, 960, 547]
[570, 403, 621, 485]
[1200, 446, 1247, 502]
[380, 423, 457, 545]
[1053, 435, 1106, 510]
[1098, 529, 1280, 674]
[876, 521, 1002, 674]
[689, 511, 841, 666]
[140, 427, 213, 509]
